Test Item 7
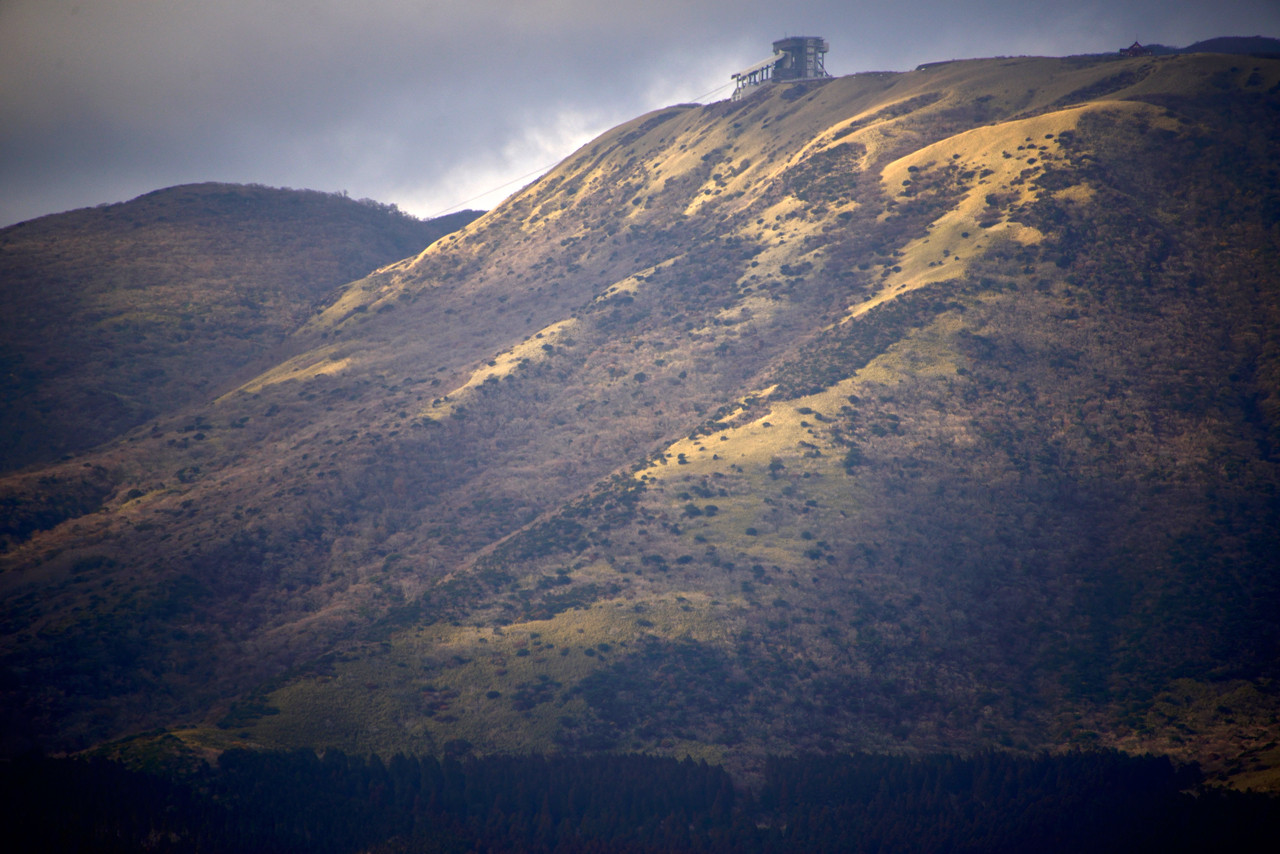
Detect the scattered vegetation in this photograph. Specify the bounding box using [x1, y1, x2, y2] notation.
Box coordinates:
[2, 54, 1278, 791]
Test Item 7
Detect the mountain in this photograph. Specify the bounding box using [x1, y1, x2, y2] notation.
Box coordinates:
[1135, 36, 1280, 56]
[0, 183, 480, 473]
[1, 52, 1278, 789]
[1181, 36, 1280, 55]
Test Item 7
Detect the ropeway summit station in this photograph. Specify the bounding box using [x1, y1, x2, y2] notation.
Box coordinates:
[731, 36, 831, 100]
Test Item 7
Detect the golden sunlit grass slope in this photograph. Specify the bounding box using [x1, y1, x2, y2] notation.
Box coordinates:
[2, 54, 1278, 787]
[0, 183, 479, 473]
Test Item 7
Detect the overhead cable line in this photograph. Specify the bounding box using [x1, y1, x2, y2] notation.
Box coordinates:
[427, 162, 560, 218]
[426, 82, 734, 219]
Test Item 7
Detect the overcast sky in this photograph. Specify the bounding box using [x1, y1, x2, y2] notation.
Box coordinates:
[3, 1, 1278, 228]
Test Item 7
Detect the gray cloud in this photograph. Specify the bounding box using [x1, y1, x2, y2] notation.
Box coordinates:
[3, 0, 1277, 226]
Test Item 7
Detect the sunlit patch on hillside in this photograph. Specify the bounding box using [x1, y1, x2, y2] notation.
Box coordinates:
[635, 308, 969, 548]
[224, 346, 354, 397]
[420, 317, 580, 421]
[842, 101, 1180, 323]
[235, 590, 734, 758]
[592, 257, 681, 304]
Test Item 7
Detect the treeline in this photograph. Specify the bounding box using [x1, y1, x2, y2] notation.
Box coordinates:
[4, 749, 1277, 852]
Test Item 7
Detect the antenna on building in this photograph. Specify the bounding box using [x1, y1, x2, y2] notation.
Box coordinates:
[731, 36, 830, 100]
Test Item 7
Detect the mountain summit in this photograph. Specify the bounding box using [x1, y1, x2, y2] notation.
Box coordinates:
[2, 51, 1278, 788]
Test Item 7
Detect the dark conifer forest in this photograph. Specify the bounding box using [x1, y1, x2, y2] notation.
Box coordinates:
[5, 749, 1278, 853]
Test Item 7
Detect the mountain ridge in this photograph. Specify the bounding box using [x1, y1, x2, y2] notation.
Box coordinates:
[0, 182, 480, 474]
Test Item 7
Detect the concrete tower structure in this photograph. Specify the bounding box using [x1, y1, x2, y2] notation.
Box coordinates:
[732, 36, 830, 100]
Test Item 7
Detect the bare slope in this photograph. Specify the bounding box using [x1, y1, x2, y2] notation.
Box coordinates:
[2, 54, 1278, 784]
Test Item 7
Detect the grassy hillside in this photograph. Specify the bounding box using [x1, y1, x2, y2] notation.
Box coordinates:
[1, 54, 1278, 786]
[0, 183, 478, 473]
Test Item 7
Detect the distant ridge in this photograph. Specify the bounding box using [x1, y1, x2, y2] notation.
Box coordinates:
[0, 183, 479, 471]
[1134, 35, 1280, 56]
[1182, 35, 1280, 55]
